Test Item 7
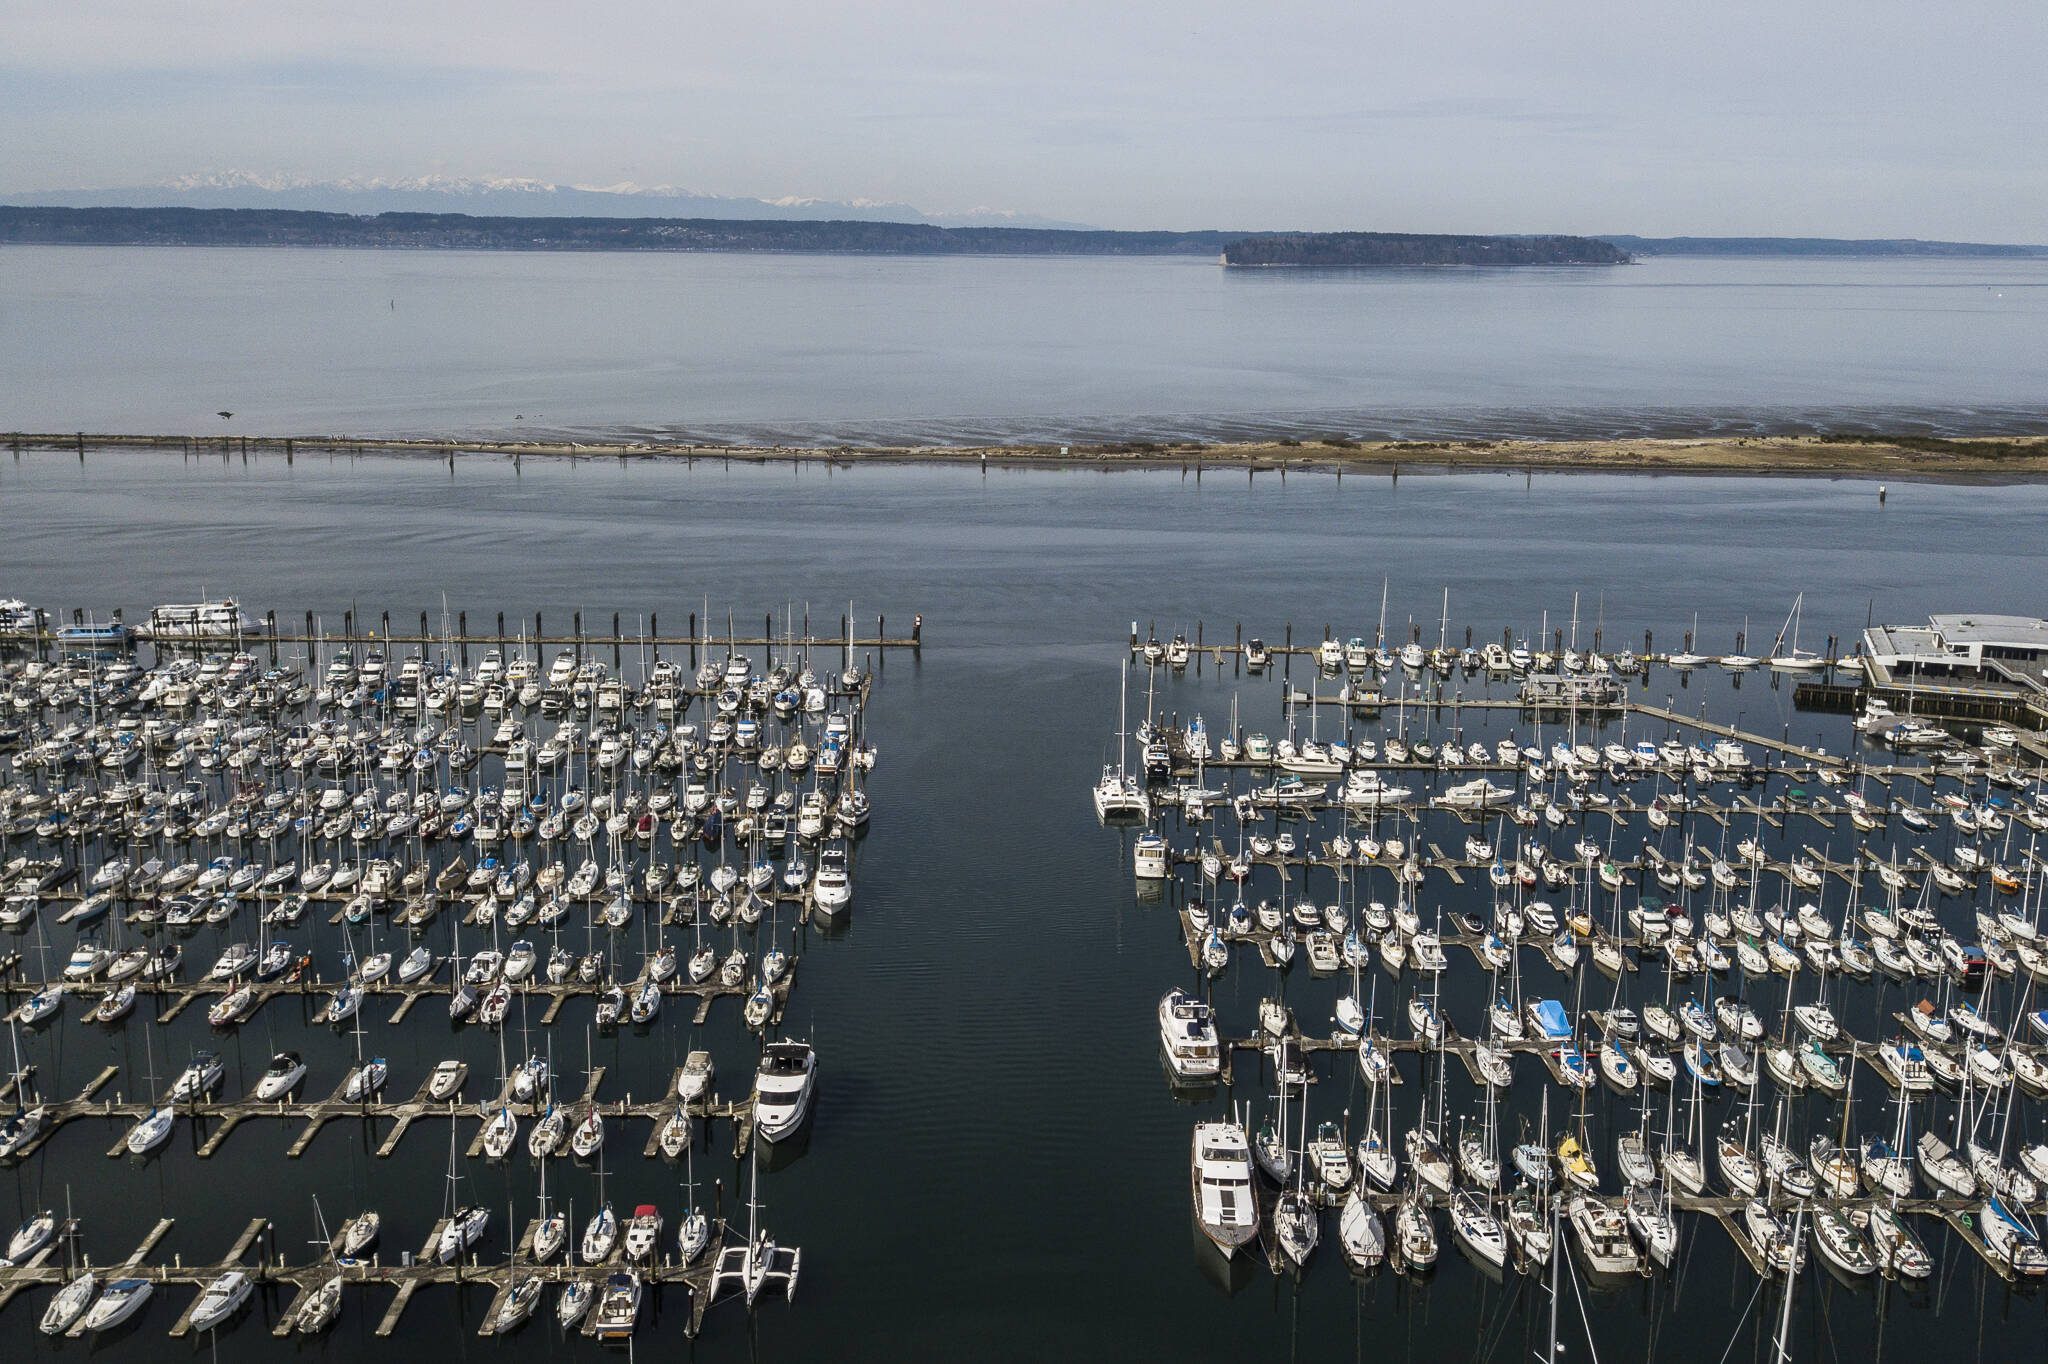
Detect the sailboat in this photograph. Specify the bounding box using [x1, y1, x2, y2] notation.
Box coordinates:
[295, 1198, 346, 1335]
[708, 1140, 801, 1307]
[1338, 1185, 1386, 1272]
[1092, 658, 1150, 820]
[1449, 1186, 1507, 1271]
[1274, 1085, 1319, 1269]
[124, 1018, 172, 1154]
[435, 1119, 489, 1263]
[531, 1158, 567, 1263]
[1767, 592, 1825, 671]
[678, 1133, 711, 1265]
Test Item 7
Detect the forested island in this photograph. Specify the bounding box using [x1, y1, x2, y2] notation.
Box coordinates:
[0, 206, 1616, 265]
[1219, 232, 1627, 267]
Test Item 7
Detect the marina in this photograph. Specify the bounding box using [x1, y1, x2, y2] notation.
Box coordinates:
[1102, 603, 2048, 1327]
[5, 446, 2048, 1361]
[0, 585, 881, 1344]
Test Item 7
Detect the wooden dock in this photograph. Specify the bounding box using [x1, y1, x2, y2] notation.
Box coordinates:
[11, 1056, 760, 1165]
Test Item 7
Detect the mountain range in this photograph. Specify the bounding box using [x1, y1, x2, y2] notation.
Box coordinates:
[0, 172, 1094, 229]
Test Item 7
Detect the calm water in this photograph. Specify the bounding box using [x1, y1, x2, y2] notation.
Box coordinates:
[2, 247, 2047, 442]
[3, 452, 2047, 1361]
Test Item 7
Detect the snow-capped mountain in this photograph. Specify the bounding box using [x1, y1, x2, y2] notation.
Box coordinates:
[3, 172, 1090, 228]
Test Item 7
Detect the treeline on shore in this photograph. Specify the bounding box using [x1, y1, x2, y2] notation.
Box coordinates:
[0, 206, 1616, 265]
[15, 206, 2031, 263]
[0, 206, 1236, 255]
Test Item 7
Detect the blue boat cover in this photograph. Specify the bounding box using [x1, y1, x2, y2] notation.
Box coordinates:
[1532, 999, 1571, 1039]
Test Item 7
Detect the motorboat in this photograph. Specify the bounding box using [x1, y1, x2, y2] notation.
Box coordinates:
[753, 1041, 817, 1143]
[591, 1271, 642, 1340]
[427, 1058, 465, 1102]
[169, 1050, 225, 1103]
[254, 1051, 307, 1101]
[681, 1050, 715, 1103]
[1566, 1193, 1637, 1276]
[1308, 1121, 1355, 1192]
[82, 1277, 154, 1332]
[187, 1269, 253, 1332]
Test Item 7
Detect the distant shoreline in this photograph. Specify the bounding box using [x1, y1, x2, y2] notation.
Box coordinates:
[12, 431, 2048, 480]
[3, 207, 2043, 260]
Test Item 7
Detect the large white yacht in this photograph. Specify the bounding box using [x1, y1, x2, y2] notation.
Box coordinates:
[811, 846, 852, 916]
[753, 1041, 817, 1143]
[146, 599, 263, 639]
[1133, 831, 1169, 879]
[1191, 1120, 1259, 1257]
[1157, 988, 1222, 1080]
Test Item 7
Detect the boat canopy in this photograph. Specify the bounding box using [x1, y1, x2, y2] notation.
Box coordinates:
[1532, 1000, 1572, 1040]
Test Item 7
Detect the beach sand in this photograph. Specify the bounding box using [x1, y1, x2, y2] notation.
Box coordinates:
[15, 431, 2048, 479]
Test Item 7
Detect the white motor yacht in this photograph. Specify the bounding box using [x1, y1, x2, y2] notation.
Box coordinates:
[1158, 988, 1222, 1079]
[1191, 1120, 1259, 1257]
[753, 1041, 817, 1143]
[187, 1269, 253, 1333]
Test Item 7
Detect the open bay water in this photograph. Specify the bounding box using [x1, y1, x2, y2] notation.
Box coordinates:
[2, 450, 2048, 1360]
[1, 247, 2047, 441]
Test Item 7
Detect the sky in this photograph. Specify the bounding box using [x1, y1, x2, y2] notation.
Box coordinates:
[2, 0, 2044, 238]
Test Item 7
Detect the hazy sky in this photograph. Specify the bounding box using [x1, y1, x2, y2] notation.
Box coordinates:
[4, 1, 2043, 236]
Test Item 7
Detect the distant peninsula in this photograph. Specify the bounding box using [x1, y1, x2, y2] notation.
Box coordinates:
[1219, 232, 1626, 267]
[3, 207, 2039, 264]
[1602, 234, 2048, 258]
[0, 206, 1614, 266]
[0, 206, 1236, 256]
